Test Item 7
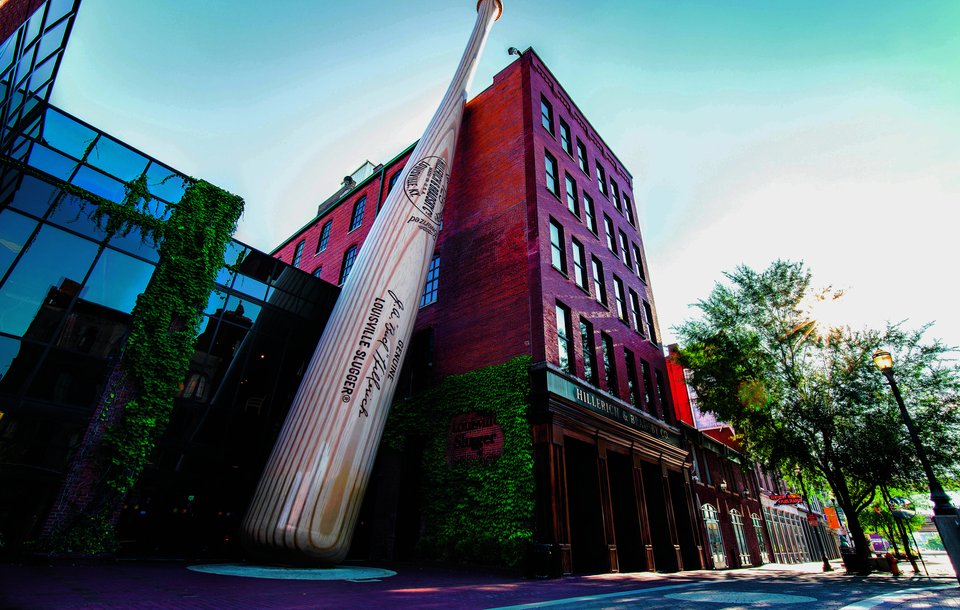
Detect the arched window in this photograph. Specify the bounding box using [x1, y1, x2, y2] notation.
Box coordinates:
[730, 509, 751, 566]
[701, 503, 726, 569]
[339, 245, 358, 285]
[350, 196, 366, 231]
[752, 512, 771, 563]
[182, 373, 208, 401]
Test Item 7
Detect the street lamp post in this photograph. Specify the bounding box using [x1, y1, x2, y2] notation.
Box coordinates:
[795, 466, 834, 572]
[873, 349, 960, 583]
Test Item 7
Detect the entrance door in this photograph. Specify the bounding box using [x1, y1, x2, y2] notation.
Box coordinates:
[702, 503, 726, 568]
[607, 451, 645, 572]
[564, 437, 607, 573]
[641, 460, 678, 572]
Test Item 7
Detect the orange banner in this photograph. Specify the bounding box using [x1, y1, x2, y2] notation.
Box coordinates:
[825, 507, 841, 529]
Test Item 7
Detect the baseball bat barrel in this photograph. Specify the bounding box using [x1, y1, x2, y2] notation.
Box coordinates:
[242, 0, 503, 563]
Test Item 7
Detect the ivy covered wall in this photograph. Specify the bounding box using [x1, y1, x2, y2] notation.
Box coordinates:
[383, 356, 535, 567]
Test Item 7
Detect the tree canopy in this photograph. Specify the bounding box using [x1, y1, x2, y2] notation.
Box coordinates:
[677, 260, 960, 567]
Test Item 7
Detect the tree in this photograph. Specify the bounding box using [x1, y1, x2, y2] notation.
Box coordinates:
[677, 260, 960, 571]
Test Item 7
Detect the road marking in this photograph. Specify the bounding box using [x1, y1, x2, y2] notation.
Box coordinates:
[487, 582, 706, 609]
[666, 591, 816, 604]
[838, 584, 957, 609]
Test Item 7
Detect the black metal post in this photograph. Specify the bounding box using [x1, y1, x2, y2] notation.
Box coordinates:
[879, 367, 960, 583]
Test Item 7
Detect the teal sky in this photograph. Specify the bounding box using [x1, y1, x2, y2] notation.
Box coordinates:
[52, 0, 960, 348]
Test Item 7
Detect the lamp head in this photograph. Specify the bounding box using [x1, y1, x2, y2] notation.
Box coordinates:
[719, 479, 728, 492]
[508, 46, 522, 57]
[873, 349, 894, 373]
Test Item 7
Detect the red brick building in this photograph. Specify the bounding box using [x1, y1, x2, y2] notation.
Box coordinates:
[274, 49, 700, 575]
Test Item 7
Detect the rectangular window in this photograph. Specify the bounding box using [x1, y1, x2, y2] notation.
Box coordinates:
[339, 245, 358, 284]
[584, 193, 597, 235]
[633, 243, 647, 282]
[625, 348, 641, 408]
[610, 180, 622, 212]
[544, 150, 559, 196]
[629, 288, 643, 334]
[643, 300, 658, 343]
[641, 358, 654, 412]
[596, 161, 608, 196]
[292, 240, 305, 268]
[316, 220, 332, 253]
[556, 301, 573, 373]
[656, 369, 669, 422]
[350, 196, 366, 231]
[613, 274, 627, 322]
[591, 256, 607, 306]
[601, 332, 618, 397]
[580, 317, 598, 385]
[560, 119, 572, 155]
[565, 173, 579, 217]
[624, 194, 636, 226]
[549, 218, 567, 273]
[604, 214, 616, 252]
[571, 238, 587, 290]
[541, 95, 554, 134]
[619, 229, 632, 268]
[576, 138, 588, 174]
[420, 254, 440, 307]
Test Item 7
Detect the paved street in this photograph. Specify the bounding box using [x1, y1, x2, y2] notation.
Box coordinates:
[1, 553, 956, 609]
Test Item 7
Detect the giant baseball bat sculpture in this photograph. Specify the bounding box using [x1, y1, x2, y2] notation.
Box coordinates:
[242, 0, 503, 563]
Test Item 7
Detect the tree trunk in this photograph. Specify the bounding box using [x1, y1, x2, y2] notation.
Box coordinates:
[825, 471, 872, 573]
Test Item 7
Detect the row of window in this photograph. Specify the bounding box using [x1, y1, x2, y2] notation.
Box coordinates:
[549, 217, 657, 343]
[545, 151, 647, 286]
[555, 300, 666, 418]
[540, 95, 636, 227]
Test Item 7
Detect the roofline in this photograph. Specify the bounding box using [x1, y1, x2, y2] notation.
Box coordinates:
[270, 140, 419, 255]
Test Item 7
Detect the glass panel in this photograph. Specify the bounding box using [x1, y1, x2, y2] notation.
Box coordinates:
[223, 294, 262, 325]
[47, 193, 108, 241]
[28, 143, 77, 180]
[231, 273, 268, 301]
[0, 224, 98, 338]
[46, 0, 75, 24]
[144, 162, 187, 206]
[29, 51, 57, 92]
[40, 108, 97, 160]
[204, 289, 228, 315]
[0, 335, 27, 394]
[6, 173, 59, 217]
[108, 225, 160, 263]
[0, 210, 37, 278]
[37, 19, 68, 62]
[26, 345, 110, 407]
[26, 7, 44, 43]
[0, 37, 16, 77]
[70, 165, 125, 203]
[86, 135, 148, 182]
[83, 248, 155, 314]
[214, 242, 246, 287]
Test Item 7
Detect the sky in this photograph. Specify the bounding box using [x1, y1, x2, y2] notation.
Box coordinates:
[51, 0, 960, 349]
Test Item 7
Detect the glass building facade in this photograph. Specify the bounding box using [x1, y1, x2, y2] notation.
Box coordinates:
[0, 100, 339, 554]
[0, 0, 79, 153]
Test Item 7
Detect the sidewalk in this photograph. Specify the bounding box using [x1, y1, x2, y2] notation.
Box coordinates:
[0, 553, 955, 609]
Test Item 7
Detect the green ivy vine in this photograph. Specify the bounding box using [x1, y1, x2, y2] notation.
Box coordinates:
[382, 356, 535, 568]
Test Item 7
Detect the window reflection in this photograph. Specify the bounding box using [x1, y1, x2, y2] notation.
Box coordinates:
[40, 108, 96, 161]
[70, 165, 125, 203]
[83, 248, 155, 314]
[6, 173, 59, 217]
[46, 193, 108, 241]
[0, 224, 98, 338]
[108, 226, 160, 263]
[223, 294, 261, 324]
[86, 135, 148, 182]
[0, 210, 37, 278]
[144, 162, 186, 207]
[28, 142, 76, 180]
